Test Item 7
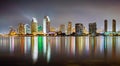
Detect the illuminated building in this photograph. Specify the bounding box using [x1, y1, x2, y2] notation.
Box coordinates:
[18, 23, 25, 35]
[31, 17, 38, 35]
[83, 27, 89, 34]
[50, 27, 56, 32]
[59, 24, 65, 33]
[75, 23, 84, 35]
[89, 22, 97, 35]
[112, 19, 116, 32]
[104, 19, 108, 32]
[38, 25, 43, 32]
[9, 26, 17, 36]
[67, 21, 72, 35]
[72, 27, 75, 33]
[43, 16, 50, 34]
[24, 24, 31, 34]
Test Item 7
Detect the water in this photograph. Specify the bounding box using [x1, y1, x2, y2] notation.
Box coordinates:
[0, 36, 120, 65]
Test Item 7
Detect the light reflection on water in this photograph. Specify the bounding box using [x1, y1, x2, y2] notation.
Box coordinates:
[0, 36, 120, 63]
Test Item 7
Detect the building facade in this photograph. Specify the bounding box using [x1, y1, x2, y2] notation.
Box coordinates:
[112, 19, 116, 32]
[104, 19, 108, 32]
[89, 22, 97, 35]
[43, 16, 50, 34]
[18, 23, 25, 35]
[67, 21, 72, 35]
[75, 23, 84, 35]
[59, 24, 65, 33]
[31, 17, 38, 34]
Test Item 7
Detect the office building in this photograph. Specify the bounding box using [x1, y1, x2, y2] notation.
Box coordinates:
[112, 19, 116, 32]
[67, 21, 72, 35]
[89, 22, 97, 35]
[104, 19, 108, 32]
[75, 23, 84, 35]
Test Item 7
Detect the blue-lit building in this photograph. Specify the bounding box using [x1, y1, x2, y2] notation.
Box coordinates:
[75, 23, 84, 35]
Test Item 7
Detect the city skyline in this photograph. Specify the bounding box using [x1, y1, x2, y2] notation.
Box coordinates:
[1, 17, 120, 35]
[1, 0, 120, 33]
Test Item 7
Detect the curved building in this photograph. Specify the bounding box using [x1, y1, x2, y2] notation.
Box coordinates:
[31, 17, 38, 35]
[43, 16, 50, 34]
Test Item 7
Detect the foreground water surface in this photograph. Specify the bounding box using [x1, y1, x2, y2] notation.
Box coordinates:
[0, 36, 120, 66]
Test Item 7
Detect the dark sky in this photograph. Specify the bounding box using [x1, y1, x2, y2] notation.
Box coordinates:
[0, 0, 120, 33]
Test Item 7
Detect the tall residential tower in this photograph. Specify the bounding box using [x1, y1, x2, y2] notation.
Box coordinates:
[104, 19, 108, 32]
[18, 23, 25, 35]
[112, 19, 116, 32]
[89, 22, 97, 35]
[75, 23, 84, 35]
[31, 17, 38, 34]
[43, 16, 50, 34]
[67, 21, 72, 35]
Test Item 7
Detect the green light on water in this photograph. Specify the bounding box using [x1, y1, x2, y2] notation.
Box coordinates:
[38, 36, 43, 52]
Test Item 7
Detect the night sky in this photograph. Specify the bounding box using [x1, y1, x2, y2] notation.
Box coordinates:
[0, 0, 120, 33]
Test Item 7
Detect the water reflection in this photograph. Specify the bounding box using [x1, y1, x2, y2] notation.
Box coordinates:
[32, 36, 38, 63]
[10, 37, 14, 53]
[0, 36, 120, 64]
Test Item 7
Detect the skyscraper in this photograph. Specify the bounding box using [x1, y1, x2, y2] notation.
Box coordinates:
[59, 24, 65, 33]
[104, 19, 108, 32]
[31, 17, 38, 34]
[24, 24, 31, 34]
[67, 21, 72, 35]
[112, 19, 116, 32]
[75, 23, 84, 35]
[18, 23, 25, 35]
[89, 22, 97, 35]
[43, 16, 50, 34]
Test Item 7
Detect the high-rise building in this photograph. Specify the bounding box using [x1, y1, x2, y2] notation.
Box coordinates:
[89, 22, 97, 35]
[24, 24, 31, 34]
[72, 27, 75, 33]
[38, 25, 43, 32]
[50, 27, 56, 32]
[104, 19, 108, 32]
[18, 23, 25, 35]
[112, 19, 116, 32]
[67, 21, 72, 35]
[59, 24, 65, 33]
[75, 23, 84, 35]
[31, 17, 38, 34]
[43, 16, 50, 34]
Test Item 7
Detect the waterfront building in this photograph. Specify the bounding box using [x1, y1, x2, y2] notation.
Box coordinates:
[104, 19, 108, 32]
[67, 21, 72, 35]
[31, 17, 38, 35]
[89, 22, 97, 36]
[75, 23, 84, 35]
[112, 19, 116, 32]
[18, 23, 25, 35]
[59, 24, 65, 33]
[43, 16, 50, 34]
